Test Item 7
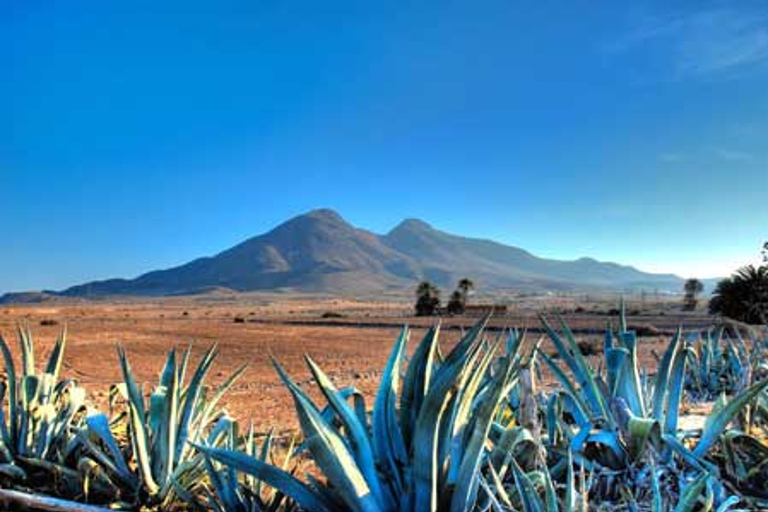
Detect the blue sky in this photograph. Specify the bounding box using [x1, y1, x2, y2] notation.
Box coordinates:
[2, 0, 767, 293]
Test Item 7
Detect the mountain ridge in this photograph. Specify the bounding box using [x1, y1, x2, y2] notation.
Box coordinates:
[1, 208, 706, 301]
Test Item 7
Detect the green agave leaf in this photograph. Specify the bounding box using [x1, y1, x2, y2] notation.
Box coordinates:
[175, 345, 218, 463]
[565, 450, 575, 512]
[18, 326, 35, 377]
[0, 334, 18, 446]
[715, 496, 740, 512]
[411, 317, 488, 512]
[673, 473, 709, 512]
[116, 345, 160, 495]
[446, 336, 503, 488]
[273, 359, 383, 512]
[44, 327, 67, 383]
[400, 324, 440, 449]
[664, 345, 691, 437]
[541, 315, 611, 424]
[538, 350, 590, 420]
[652, 327, 681, 421]
[198, 444, 336, 512]
[195, 363, 248, 434]
[85, 413, 134, 484]
[693, 377, 768, 457]
[159, 349, 179, 488]
[450, 343, 511, 512]
[372, 327, 408, 500]
[605, 346, 628, 396]
[510, 458, 545, 512]
[305, 355, 391, 510]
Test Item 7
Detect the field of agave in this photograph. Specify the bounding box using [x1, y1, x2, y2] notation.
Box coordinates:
[1, 306, 767, 511]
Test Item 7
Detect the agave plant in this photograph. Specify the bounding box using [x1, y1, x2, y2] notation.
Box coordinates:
[534, 309, 768, 510]
[0, 327, 99, 498]
[683, 327, 751, 402]
[79, 344, 246, 509]
[199, 319, 527, 512]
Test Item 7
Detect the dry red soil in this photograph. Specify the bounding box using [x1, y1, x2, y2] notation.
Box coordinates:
[0, 297, 708, 434]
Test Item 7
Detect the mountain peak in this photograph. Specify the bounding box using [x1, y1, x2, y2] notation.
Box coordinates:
[302, 208, 345, 223]
[389, 218, 434, 235]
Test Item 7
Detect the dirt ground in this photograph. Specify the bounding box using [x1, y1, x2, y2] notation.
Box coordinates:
[0, 296, 712, 434]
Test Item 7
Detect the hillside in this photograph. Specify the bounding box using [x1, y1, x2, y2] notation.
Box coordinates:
[3, 209, 697, 300]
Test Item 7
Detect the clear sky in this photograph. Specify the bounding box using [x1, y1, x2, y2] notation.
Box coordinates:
[2, 0, 767, 293]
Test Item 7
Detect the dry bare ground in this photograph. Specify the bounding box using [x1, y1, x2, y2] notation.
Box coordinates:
[0, 295, 712, 434]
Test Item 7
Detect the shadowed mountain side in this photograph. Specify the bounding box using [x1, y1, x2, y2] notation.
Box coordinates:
[3, 209, 705, 300]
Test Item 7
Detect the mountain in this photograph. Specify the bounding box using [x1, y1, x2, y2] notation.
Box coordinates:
[3, 209, 699, 301]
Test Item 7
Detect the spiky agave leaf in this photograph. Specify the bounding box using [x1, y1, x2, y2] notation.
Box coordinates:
[272, 358, 383, 512]
[450, 346, 514, 512]
[372, 327, 409, 502]
[411, 317, 489, 512]
[198, 443, 335, 512]
[305, 354, 391, 510]
[693, 377, 768, 457]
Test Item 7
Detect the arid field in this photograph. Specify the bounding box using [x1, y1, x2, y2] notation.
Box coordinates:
[0, 295, 712, 434]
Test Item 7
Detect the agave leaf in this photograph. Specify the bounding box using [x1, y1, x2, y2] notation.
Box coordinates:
[116, 345, 160, 495]
[400, 324, 440, 449]
[412, 317, 488, 512]
[446, 337, 503, 488]
[196, 364, 248, 431]
[538, 350, 590, 420]
[372, 327, 408, 499]
[673, 473, 709, 512]
[0, 335, 18, 445]
[714, 496, 740, 512]
[510, 458, 545, 512]
[486, 461, 514, 509]
[663, 345, 691, 438]
[18, 326, 35, 377]
[450, 343, 511, 512]
[44, 327, 67, 383]
[605, 347, 628, 396]
[175, 345, 218, 463]
[273, 359, 382, 512]
[193, 446, 339, 512]
[541, 315, 611, 424]
[305, 355, 391, 510]
[85, 413, 134, 484]
[693, 377, 768, 457]
[652, 327, 681, 421]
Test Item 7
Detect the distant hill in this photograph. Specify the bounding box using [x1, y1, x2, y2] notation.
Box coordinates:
[1, 209, 713, 302]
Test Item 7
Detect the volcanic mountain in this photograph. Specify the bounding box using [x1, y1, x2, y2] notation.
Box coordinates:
[8, 209, 690, 299]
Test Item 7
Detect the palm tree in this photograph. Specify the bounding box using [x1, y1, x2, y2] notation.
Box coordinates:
[415, 281, 441, 316]
[446, 290, 465, 315]
[709, 265, 768, 324]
